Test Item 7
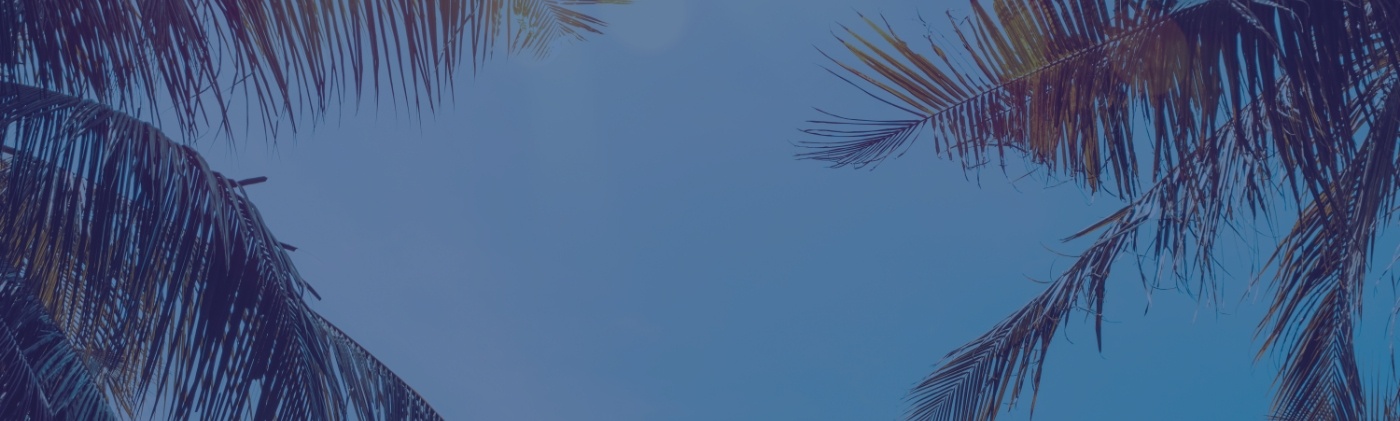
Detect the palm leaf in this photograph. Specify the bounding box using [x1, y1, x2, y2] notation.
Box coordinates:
[0, 0, 628, 138]
[0, 82, 440, 420]
[800, 0, 1282, 197]
[804, 1, 1400, 419]
[909, 103, 1280, 419]
[0, 268, 120, 421]
[1257, 74, 1400, 421]
[909, 206, 1139, 420]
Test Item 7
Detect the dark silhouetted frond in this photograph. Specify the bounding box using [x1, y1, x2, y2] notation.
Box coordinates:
[0, 0, 628, 138]
[0, 82, 441, 420]
[805, 0, 1400, 419]
[1258, 75, 1400, 421]
[0, 0, 633, 419]
[907, 111, 1277, 418]
[910, 205, 1142, 420]
[801, 0, 1288, 198]
[0, 270, 120, 421]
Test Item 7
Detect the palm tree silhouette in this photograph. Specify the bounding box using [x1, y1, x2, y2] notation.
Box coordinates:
[802, 0, 1399, 420]
[0, 1, 626, 419]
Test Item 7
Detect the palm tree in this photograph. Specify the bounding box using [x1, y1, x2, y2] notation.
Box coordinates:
[801, 0, 1400, 419]
[0, 1, 626, 419]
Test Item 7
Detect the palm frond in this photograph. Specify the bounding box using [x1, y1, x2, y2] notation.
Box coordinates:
[0, 82, 440, 420]
[0, 269, 119, 421]
[0, 0, 628, 138]
[909, 207, 1140, 421]
[800, 0, 1286, 198]
[807, 1, 1400, 419]
[907, 101, 1282, 418]
[1257, 73, 1400, 421]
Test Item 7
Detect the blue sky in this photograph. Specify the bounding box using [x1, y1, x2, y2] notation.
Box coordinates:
[188, 0, 1351, 419]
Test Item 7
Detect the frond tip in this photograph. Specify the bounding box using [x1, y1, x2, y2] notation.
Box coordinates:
[798, 111, 927, 169]
[910, 207, 1138, 421]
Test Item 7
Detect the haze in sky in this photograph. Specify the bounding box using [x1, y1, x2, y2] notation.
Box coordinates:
[200, 0, 1327, 419]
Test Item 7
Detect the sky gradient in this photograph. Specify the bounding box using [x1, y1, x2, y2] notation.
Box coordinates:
[189, 1, 1366, 419]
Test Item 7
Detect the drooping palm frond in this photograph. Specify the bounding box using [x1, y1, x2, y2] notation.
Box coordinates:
[1258, 74, 1400, 421]
[804, 0, 1400, 419]
[0, 0, 628, 138]
[909, 205, 1139, 420]
[0, 82, 440, 420]
[0, 268, 119, 421]
[911, 100, 1280, 418]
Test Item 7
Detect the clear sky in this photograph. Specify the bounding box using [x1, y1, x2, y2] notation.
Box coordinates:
[190, 0, 1389, 419]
